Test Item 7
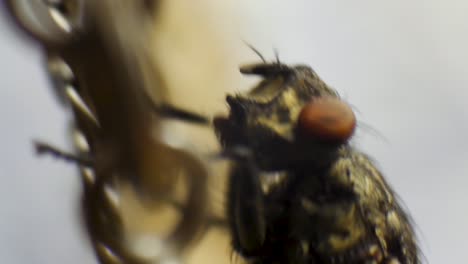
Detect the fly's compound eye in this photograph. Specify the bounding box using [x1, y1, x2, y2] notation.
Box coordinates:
[297, 97, 356, 143]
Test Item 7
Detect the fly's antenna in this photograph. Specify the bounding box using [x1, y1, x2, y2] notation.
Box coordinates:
[243, 41, 267, 63]
[273, 47, 281, 64]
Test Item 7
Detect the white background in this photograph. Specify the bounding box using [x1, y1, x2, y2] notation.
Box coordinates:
[1, 1, 467, 263]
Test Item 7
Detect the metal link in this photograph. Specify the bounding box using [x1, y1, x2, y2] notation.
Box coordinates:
[5, 0, 85, 46]
[6, 1, 210, 263]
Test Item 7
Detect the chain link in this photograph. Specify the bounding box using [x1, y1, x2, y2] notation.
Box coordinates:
[5, 1, 210, 263]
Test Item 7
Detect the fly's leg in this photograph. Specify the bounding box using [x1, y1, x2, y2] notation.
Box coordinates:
[151, 103, 210, 125]
[34, 141, 93, 166]
[151, 104, 234, 231]
[143, 90, 210, 125]
[223, 148, 266, 257]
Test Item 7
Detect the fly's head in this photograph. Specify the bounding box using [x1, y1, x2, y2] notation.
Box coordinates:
[214, 62, 357, 170]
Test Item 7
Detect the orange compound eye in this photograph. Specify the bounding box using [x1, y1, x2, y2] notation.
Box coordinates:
[298, 97, 356, 143]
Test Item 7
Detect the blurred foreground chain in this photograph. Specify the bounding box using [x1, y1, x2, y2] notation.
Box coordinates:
[6, 1, 210, 263]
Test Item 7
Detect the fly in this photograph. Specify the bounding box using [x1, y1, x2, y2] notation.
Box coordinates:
[213, 58, 420, 264]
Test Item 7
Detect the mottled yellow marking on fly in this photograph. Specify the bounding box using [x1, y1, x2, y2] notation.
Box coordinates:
[355, 154, 394, 204]
[248, 78, 285, 103]
[325, 204, 365, 251]
[255, 88, 303, 141]
[281, 88, 303, 116]
[386, 210, 402, 231]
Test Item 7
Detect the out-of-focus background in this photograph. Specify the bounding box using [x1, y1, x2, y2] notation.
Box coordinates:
[1, 0, 467, 263]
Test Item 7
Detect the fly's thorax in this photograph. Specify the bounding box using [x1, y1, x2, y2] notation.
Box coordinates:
[259, 157, 373, 260]
[328, 148, 396, 210]
[324, 147, 419, 262]
[298, 196, 366, 252]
